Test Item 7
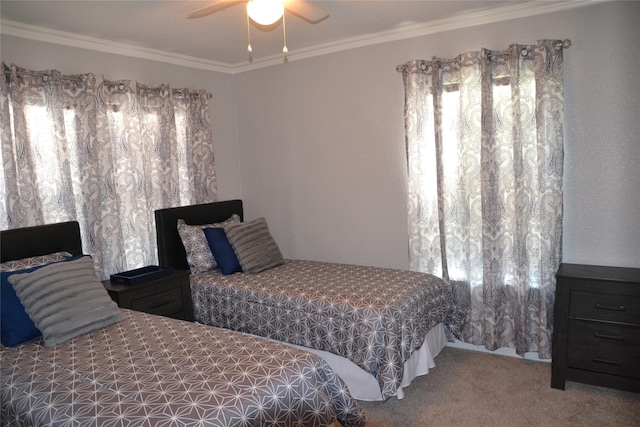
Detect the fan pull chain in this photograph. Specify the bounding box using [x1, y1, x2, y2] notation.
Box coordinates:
[247, 10, 253, 53]
[282, 12, 288, 53]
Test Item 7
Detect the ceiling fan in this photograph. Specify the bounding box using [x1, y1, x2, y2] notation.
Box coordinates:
[187, 0, 329, 25]
[187, 0, 329, 55]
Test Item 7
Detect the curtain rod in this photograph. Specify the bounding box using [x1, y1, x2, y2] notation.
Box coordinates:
[396, 39, 571, 72]
[4, 69, 83, 82]
[4, 69, 212, 99]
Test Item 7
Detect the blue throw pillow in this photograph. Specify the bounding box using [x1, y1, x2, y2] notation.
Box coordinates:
[203, 227, 242, 275]
[1, 255, 84, 347]
[2, 265, 45, 346]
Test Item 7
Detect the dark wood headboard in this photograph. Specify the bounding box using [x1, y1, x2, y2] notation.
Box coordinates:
[1, 221, 83, 262]
[154, 200, 243, 270]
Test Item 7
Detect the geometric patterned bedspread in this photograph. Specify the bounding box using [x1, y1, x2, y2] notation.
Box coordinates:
[191, 260, 462, 401]
[1, 309, 365, 427]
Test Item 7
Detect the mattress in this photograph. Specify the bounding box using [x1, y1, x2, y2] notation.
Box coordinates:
[1, 309, 365, 427]
[190, 259, 461, 400]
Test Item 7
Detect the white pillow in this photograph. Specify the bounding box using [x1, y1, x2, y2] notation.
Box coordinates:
[0, 251, 72, 272]
[177, 214, 240, 273]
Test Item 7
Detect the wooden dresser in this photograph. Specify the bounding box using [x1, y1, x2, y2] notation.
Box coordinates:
[551, 263, 640, 393]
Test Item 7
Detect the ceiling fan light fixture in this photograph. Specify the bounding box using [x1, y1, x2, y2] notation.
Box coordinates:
[247, 0, 284, 26]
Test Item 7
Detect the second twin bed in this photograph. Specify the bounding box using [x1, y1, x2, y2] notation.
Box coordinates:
[155, 200, 462, 402]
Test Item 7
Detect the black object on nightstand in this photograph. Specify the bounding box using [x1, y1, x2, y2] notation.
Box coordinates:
[102, 269, 194, 322]
[552, 263, 640, 393]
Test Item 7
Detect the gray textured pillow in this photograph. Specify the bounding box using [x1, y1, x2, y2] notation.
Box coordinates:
[224, 218, 284, 274]
[177, 214, 241, 273]
[8, 256, 123, 347]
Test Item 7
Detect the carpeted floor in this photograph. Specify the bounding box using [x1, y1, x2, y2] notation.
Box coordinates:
[358, 346, 640, 426]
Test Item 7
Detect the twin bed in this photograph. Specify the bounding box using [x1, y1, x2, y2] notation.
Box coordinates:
[0, 221, 365, 427]
[1, 199, 461, 426]
[155, 200, 462, 402]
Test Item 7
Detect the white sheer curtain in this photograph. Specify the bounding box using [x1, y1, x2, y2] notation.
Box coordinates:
[399, 40, 567, 358]
[0, 63, 217, 279]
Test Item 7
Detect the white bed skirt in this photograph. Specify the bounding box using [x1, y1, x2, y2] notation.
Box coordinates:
[283, 323, 448, 401]
[226, 323, 447, 401]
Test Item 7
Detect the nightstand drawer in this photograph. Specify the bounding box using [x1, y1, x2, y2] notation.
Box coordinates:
[130, 287, 184, 316]
[568, 319, 640, 353]
[568, 345, 640, 379]
[103, 269, 193, 321]
[569, 291, 640, 325]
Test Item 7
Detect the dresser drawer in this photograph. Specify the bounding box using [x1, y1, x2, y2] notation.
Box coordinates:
[553, 264, 640, 393]
[569, 291, 640, 325]
[131, 287, 184, 316]
[568, 319, 640, 353]
[567, 345, 640, 379]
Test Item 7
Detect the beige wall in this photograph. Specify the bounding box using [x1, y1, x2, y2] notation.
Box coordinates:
[2, 1, 639, 269]
[234, 1, 640, 269]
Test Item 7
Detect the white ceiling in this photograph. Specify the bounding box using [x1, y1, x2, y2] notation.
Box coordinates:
[1, 0, 595, 73]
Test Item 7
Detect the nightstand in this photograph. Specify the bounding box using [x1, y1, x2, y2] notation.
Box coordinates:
[102, 269, 194, 321]
[552, 263, 640, 393]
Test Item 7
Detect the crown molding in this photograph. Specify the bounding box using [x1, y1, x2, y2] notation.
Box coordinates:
[1, 19, 237, 74]
[2, 1, 603, 75]
[233, 0, 603, 73]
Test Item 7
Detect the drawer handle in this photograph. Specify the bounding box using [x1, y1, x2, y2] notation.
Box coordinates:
[594, 303, 625, 312]
[592, 358, 622, 366]
[593, 332, 623, 341]
[148, 301, 171, 310]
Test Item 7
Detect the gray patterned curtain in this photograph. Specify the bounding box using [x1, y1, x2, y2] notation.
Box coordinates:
[0, 63, 217, 279]
[399, 40, 566, 358]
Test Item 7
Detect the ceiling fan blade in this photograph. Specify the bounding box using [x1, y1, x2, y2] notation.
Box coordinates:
[284, 0, 329, 24]
[187, 0, 246, 19]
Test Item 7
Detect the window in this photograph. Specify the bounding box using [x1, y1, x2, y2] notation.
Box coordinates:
[399, 40, 566, 358]
[1, 65, 216, 278]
